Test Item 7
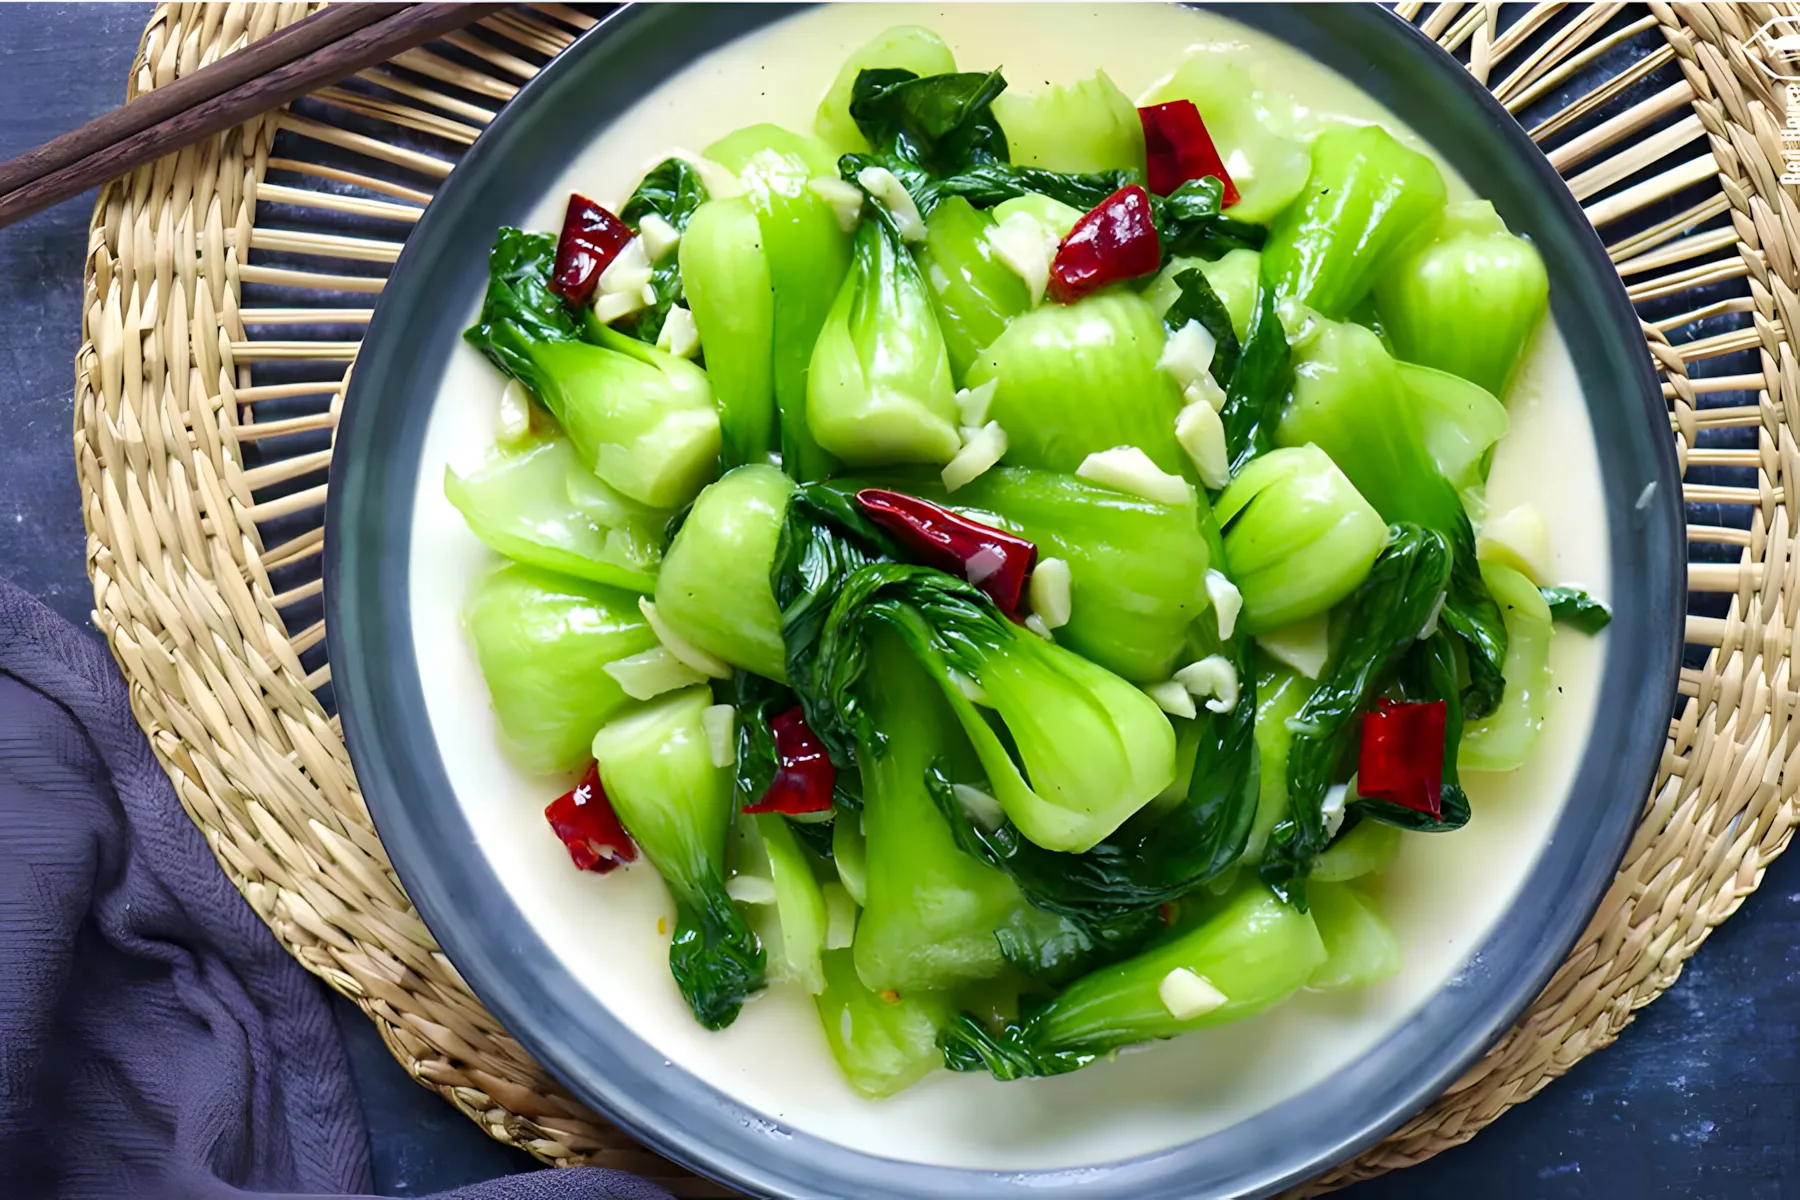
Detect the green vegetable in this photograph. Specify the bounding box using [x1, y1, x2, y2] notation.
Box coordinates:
[815, 26, 958, 155]
[1260, 525, 1454, 907]
[846, 67, 1010, 177]
[1541, 585, 1611, 633]
[1311, 817, 1401, 882]
[1214, 445, 1389, 635]
[1147, 249, 1261, 342]
[941, 883, 1324, 1078]
[654, 465, 794, 682]
[840, 465, 1211, 682]
[618, 157, 708, 344]
[1246, 656, 1308, 862]
[774, 488, 1176, 854]
[916, 196, 1031, 379]
[1277, 317, 1508, 717]
[463, 227, 582, 365]
[1139, 47, 1311, 224]
[1217, 285, 1293, 475]
[590, 687, 764, 1028]
[965, 291, 1187, 474]
[1398, 361, 1509, 522]
[443, 436, 665, 593]
[807, 217, 962, 466]
[816, 949, 951, 1097]
[832, 812, 868, 905]
[1461, 562, 1554, 771]
[463, 563, 657, 774]
[1158, 268, 1239, 386]
[991, 70, 1145, 175]
[991, 192, 1084, 237]
[1374, 200, 1548, 398]
[1263, 125, 1447, 318]
[706, 124, 852, 481]
[753, 811, 830, 993]
[1306, 882, 1402, 990]
[679, 197, 776, 467]
[853, 633, 1044, 993]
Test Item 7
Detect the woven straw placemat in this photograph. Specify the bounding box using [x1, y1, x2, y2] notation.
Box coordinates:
[69, 3, 1798, 1194]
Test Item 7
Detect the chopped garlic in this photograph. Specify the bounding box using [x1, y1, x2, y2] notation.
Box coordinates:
[856, 166, 926, 242]
[809, 176, 865, 232]
[640, 282, 659, 306]
[942, 421, 1008, 492]
[602, 646, 707, 701]
[665, 148, 743, 199]
[1024, 613, 1054, 640]
[956, 378, 997, 427]
[1159, 968, 1228, 1021]
[656, 305, 701, 359]
[702, 704, 736, 769]
[597, 236, 653, 298]
[823, 882, 858, 949]
[1076, 446, 1194, 507]
[987, 210, 1053, 305]
[595, 291, 644, 324]
[1175, 400, 1231, 490]
[1029, 557, 1072, 629]
[1185, 373, 1228, 413]
[1205, 569, 1242, 641]
[726, 874, 778, 905]
[638, 597, 732, 679]
[637, 212, 681, 262]
[496, 379, 533, 446]
[1256, 612, 1331, 679]
[952, 783, 1006, 830]
[1477, 504, 1552, 584]
[1158, 320, 1217, 392]
[1321, 783, 1349, 840]
[1147, 680, 1198, 720]
[1174, 654, 1239, 714]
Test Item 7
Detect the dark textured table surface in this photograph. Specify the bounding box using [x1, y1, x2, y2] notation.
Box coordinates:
[1, 6, 1795, 1197]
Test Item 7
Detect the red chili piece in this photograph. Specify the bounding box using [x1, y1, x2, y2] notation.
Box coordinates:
[854, 488, 1038, 615]
[743, 708, 836, 815]
[1138, 100, 1240, 207]
[1048, 185, 1163, 305]
[1356, 699, 1448, 818]
[549, 193, 633, 307]
[544, 761, 638, 873]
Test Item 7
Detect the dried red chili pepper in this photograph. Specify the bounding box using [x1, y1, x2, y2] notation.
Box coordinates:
[543, 761, 638, 873]
[742, 707, 836, 815]
[1047, 185, 1162, 305]
[549, 193, 633, 307]
[854, 488, 1038, 615]
[1138, 100, 1240, 206]
[1356, 698, 1448, 818]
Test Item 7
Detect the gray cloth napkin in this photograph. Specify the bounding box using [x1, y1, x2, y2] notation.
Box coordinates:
[0, 578, 674, 1200]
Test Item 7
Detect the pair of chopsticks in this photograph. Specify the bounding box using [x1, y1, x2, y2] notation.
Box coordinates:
[0, 3, 507, 229]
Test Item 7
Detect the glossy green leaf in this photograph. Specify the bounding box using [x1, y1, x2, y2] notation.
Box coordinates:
[815, 25, 958, 155]
[617, 157, 708, 344]
[1146, 249, 1261, 342]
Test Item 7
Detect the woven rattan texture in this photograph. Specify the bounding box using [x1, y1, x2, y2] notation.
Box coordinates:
[67, 3, 1799, 1194]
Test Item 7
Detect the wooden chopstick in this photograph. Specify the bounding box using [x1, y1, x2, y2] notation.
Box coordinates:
[0, 2, 508, 230]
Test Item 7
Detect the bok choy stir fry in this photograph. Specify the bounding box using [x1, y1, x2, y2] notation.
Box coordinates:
[450, 27, 1608, 1097]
